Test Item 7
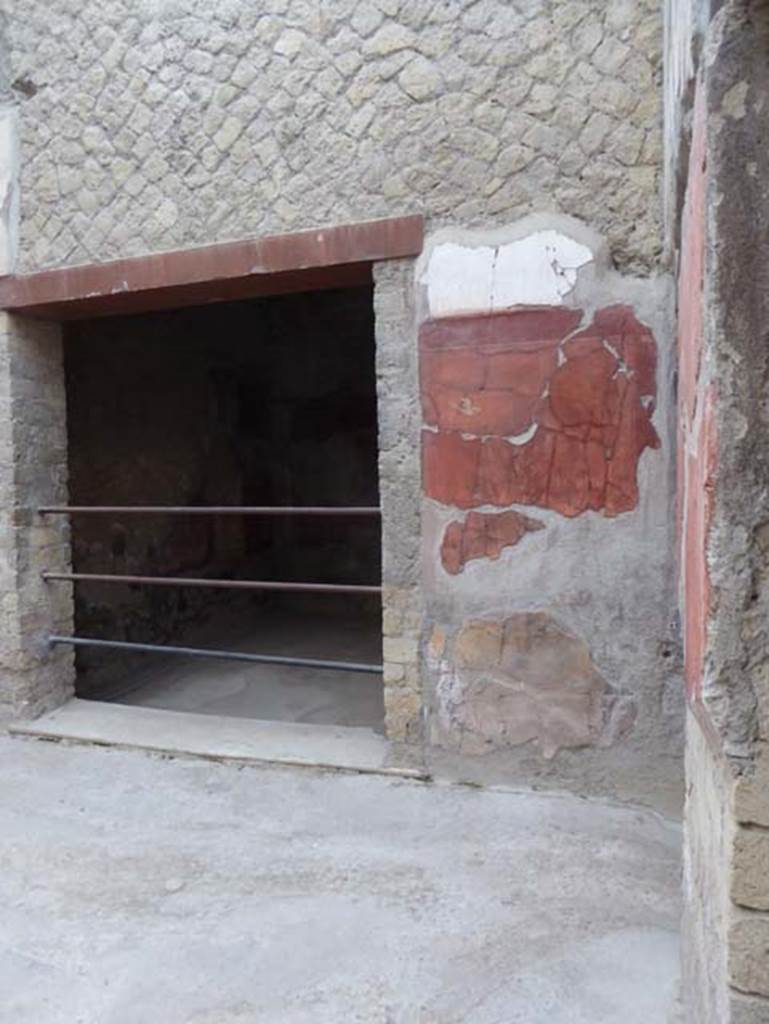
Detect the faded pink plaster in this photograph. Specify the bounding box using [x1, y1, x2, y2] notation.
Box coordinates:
[677, 80, 714, 701]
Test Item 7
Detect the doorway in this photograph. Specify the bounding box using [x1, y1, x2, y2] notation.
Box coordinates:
[60, 286, 384, 731]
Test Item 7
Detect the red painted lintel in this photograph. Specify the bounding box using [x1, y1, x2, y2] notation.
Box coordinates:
[0, 214, 423, 320]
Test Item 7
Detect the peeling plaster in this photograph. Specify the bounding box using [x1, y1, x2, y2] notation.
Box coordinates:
[423, 230, 595, 317]
[440, 509, 545, 575]
[428, 613, 633, 760]
[420, 304, 660, 518]
[416, 215, 678, 798]
[0, 104, 19, 275]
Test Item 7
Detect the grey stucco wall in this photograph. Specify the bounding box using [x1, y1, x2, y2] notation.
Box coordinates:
[6, 0, 663, 274]
[414, 216, 682, 810]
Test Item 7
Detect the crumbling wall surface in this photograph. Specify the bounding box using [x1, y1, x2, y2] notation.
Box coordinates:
[374, 259, 422, 743]
[662, 0, 708, 257]
[0, 22, 69, 722]
[413, 214, 681, 809]
[0, 313, 74, 722]
[677, 2, 769, 1020]
[6, 0, 663, 275]
[0, 10, 18, 276]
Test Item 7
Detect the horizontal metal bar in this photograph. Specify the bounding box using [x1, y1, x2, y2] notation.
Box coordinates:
[49, 635, 383, 674]
[38, 506, 381, 516]
[43, 572, 382, 595]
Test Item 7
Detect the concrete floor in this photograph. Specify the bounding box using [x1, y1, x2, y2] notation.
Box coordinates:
[80, 607, 385, 731]
[0, 735, 681, 1023]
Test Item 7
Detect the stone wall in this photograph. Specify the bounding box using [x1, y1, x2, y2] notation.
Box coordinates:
[682, 710, 732, 1023]
[0, 313, 74, 722]
[374, 259, 423, 742]
[675, 2, 769, 1019]
[684, 709, 769, 1024]
[5, 0, 662, 275]
[0, 22, 72, 722]
[0, 8, 18, 278]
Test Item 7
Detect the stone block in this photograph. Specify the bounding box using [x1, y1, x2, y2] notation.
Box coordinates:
[735, 742, 769, 828]
[733, 827, 769, 911]
[382, 636, 419, 665]
[729, 913, 769, 998]
[383, 662, 405, 685]
[384, 686, 422, 742]
[398, 57, 442, 102]
[382, 605, 403, 637]
[730, 990, 769, 1023]
[0, 315, 74, 721]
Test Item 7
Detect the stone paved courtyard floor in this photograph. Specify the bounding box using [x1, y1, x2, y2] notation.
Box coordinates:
[0, 734, 680, 1023]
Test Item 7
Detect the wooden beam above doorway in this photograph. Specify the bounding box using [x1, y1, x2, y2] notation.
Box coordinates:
[0, 214, 424, 320]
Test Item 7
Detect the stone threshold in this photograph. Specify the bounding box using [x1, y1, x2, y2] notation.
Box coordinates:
[10, 698, 427, 780]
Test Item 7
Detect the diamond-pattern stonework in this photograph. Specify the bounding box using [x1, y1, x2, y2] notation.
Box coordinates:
[4, 0, 663, 273]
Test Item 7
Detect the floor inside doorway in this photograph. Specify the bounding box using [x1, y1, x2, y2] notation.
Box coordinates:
[79, 605, 384, 731]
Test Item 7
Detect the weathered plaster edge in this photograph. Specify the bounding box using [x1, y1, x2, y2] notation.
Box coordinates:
[0, 101, 19, 275]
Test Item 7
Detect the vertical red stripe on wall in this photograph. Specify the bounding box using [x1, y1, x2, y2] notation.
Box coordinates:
[677, 79, 715, 699]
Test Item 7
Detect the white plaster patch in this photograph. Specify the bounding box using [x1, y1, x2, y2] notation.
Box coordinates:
[491, 231, 594, 309]
[425, 231, 594, 317]
[0, 107, 18, 275]
[425, 243, 495, 316]
[504, 423, 539, 446]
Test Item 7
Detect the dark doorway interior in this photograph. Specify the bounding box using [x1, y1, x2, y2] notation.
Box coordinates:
[62, 286, 384, 731]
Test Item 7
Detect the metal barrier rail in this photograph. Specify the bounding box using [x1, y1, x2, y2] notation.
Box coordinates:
[43, 572, 381, 595]
[49, 635, 382, 674]
[41, 504, 383, 675]
[38, 506, 381, 516]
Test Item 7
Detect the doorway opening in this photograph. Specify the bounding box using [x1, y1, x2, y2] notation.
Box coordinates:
[58, 286, 384, 732]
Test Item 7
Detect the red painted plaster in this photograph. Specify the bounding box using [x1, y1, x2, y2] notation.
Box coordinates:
[677, 81, 714, 700]
[421, 304, 659, 518]
[441, 509, 545, 574]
